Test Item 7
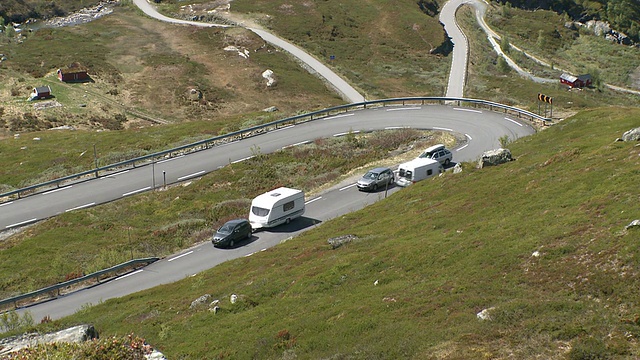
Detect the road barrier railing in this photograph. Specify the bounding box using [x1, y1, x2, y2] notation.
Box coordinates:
[0, 97, 548, 203]
[0, 257, 159, 311]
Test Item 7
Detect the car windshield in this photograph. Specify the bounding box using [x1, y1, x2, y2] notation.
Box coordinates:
[363, 172, 379, 180]
[252, 206, 270, 216]
[218, 224, 234, 233]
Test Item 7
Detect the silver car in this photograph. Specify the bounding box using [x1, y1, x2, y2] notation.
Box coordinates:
[357, 167, 394, 192]
[418, 144, 453, 166]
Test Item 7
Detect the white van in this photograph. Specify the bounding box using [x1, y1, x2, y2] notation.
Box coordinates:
[249, 187, 305, 229]
[395, 158, 443, 187]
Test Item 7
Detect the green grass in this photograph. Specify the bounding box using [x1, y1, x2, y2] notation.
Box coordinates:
[16, 107, 636, 359]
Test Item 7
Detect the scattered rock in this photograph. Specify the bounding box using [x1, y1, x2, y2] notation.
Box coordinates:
[477, 307, 495, 321]
[625, 220, 640, 230]
[531, 250, 540, 258]
[263, 106, 278, 112]
[43, 1, 116, 28]
[328, 234, 358, 249]
[230, 294, 238, 304]
[190, 294, 211, 309]
[49, 125, 76, 131]
[223, 45, 249, 58]
[619, 127, 640, 142]
[0, 324, 98, 356]
[262, 69, 277, 87]
[452, 163, 463, 174]
[478, 148, 513, 168]
[187, 88, 202, 101]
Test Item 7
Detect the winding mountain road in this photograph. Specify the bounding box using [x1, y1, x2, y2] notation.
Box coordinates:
[3, 1, 540, 322]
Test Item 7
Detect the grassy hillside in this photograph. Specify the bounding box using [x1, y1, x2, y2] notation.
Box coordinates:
[457, 4, 640, 115]
[13, 107, 639, 359]
[139, 0, 452, 99]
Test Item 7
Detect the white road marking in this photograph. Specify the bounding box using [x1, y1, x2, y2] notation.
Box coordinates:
[505, 117, 523, 126]
[282, 140, 311, 150]
[305, 197, 322, 205]
[158, 155, 185, 164]
[6, 218, 37, 228]
[245, 252, 255, 257]
[102, 170, 129, 179]
[457, 144, 469, 151]
[177, 171, 205, 181]
[433, 127, 453, 132]
[116, 269, 143, 280]
[168, 250, 193, 262]
[340, 183, 357, 191]
[231, 156, 254, 164]
[384, 126, 409, 130]
[324, 113, 355, 120]
[465, 134, 473, 140]
[454, 108, 482, 113]
[66, 202, 96, 212]
[43, 186, 72, 195]
[122, 187, 151, 197]
[386, 107, 421, 111]
[333, 130, 360, 137]
[0, 202, 13, 207]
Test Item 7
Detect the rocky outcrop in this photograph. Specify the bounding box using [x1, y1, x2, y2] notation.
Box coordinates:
[328, 234, 358, 249]
[478, 148, 513, 168]
[0, 324, 98, 356]
[626, 220, 640, 230]
[190, 294, 212, 309]
[619, 127, 640, 142]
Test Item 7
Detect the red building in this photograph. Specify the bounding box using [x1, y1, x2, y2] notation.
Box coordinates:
[57, 64, 89, 82]
[560, 73, 592, 88]
[29, 86, 51, 100]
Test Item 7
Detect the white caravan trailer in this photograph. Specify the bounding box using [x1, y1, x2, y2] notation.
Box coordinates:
[395, 158, 443, 187]
[249, 187, 305, 229]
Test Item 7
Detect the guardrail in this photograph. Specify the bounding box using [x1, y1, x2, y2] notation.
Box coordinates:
[0, 257, 159, 311]
[0, 97, 548, 202]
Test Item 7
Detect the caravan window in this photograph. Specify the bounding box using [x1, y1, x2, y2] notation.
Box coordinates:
[252, 206, 270, 217]
[283, 201, 295, 212]
[405, 170, 413, 180]
[427, 169, 433, 176]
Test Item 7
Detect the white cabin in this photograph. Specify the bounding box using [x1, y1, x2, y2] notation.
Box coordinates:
[249, 187, 305, 229]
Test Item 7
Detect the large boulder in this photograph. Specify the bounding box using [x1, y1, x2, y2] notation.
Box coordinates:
[620, 127, 640, 142]
[478, 148, 513, 168]
[190, 294, 212, 309]
[0, 324, 98, 355]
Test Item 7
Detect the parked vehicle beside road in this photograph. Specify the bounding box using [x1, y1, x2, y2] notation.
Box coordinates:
[249, 187, 305, 229]
[356, 167, 395, 192]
